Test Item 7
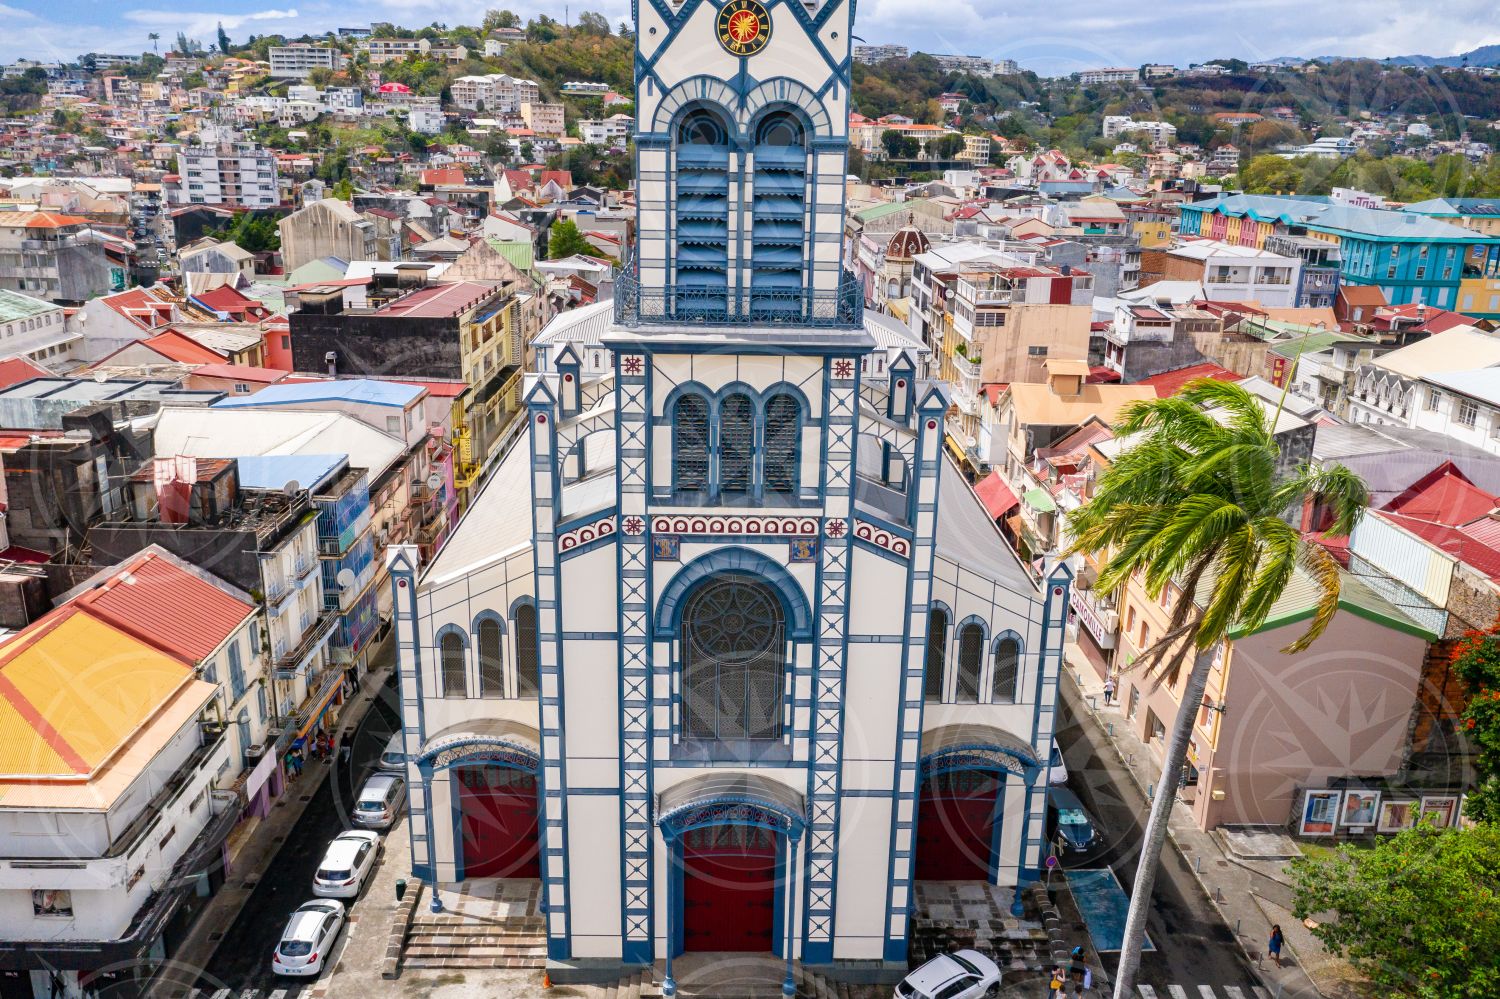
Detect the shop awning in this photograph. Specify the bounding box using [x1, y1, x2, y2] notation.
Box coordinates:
[1023, 487, 1057, 514]
[973, 473, 1019, 519]
[292, 674, 343, 743]
[944, 434, 968, 465]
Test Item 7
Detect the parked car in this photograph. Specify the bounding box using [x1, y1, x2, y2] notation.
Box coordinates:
[894, 950, 1001, 999]
[1047, 786, 1099, 853]
[377, 732, 405, 773]
[312, 830, 382, 898]
[352, 773, 407, 830]
[271, 899, 346, 977]
[1047, 738, 1068, 786]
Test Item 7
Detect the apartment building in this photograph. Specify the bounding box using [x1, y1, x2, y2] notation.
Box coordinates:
[0, 210, 119, 303]
[268, 44, 346, 80]
[1344, 327, 1500, 437]
[1102, 116, 1178, 145]
[931, 54, 996, 76]
[519, 101, 565, 137]
[579, 115, 634, 146]
[276, 197, 391, 272]
[0, 552, 261, 999]
[1140, 239, 1302, 307]
[852, 43, 909, 63]
[0, 288, 80, 367]
[1079, 67, 1137, 85]
[449, 73, 540, 112]
[361, 37, 429, 64]
[174, 144, 280, 209]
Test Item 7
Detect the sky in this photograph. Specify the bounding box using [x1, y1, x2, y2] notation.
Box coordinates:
[5, 0, 1500, 74]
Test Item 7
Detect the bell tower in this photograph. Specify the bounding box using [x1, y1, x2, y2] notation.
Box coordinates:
[627, 0, 856, 324]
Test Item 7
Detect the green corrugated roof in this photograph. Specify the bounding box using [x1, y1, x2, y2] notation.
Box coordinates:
[0, 288, 57, 323]
[1022, 487, 1057, 513]
[1266, 330, 1353, 359]
[1194, 563, 1437, 642]
[486, 237, 535, 272]
[855, 199, 924, 223]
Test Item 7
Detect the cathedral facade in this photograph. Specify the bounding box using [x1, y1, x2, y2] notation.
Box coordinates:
[386, 0, 1068, 984]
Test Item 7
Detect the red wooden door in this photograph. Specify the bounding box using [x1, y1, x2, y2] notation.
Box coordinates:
[457, 767, 540, 878]
[682, 826, 777, 952]
[915, 771, 999, 881]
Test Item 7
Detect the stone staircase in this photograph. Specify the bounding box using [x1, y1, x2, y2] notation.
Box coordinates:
[399, 912, 548, 970]
[573, 961, 880, 999]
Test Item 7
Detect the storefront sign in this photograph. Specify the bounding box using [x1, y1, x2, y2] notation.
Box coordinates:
[1071, 589, 1116, 649]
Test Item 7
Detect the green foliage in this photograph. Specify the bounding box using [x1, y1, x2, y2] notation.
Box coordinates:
[1066, 379, 1369, 657]
[217, 22, 232, 55]
[881, 129, 920, 159]
[1236, 151, 1500, 200]
[1450, 628, 1500, 824]
[547, 218, 595, 259]
[490, 32, 633, 94]
[483, 9, 521, 30]
[0, 68, 47, 113]
[1291, 824, 1500, 998]
[206, 212, 281, 254]
[575, 11, 611, 36]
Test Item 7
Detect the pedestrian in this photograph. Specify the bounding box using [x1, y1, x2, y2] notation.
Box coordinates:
[1102, 675, 1116, 705]
[1269, 924, 1285, 967]
[291, 749, 303, 777]
[318, 732, 330, 760]
[284, 750, 297, 782]
[339, 737, 352, 768]
[1048, 967, 1065, 999]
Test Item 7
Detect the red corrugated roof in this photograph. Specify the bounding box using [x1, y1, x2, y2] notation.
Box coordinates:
[1139, 362, 1241, 398]
[0, 357, 49, 390]
[973, 473, 1019, 519]
[74, 550, 254, 664]
[1384, 462, 1497, 526]
[137, 330, 226, 364]
[190, 362, 287, 383]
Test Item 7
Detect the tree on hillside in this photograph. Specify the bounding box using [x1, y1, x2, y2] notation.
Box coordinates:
[527, 15, 562, 43]
[483, 9, 521, 30]
[880, 129, 919, 159]
[1065, 380, 1368, 999]
[1291, 824, 1500, 998]
[575, 11, 611, 36]
[148, 32, 160, 52]
[217, 22, 231, 55]
[548, 218, 595, 259]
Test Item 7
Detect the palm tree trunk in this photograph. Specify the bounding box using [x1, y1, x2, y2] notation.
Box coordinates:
[1112, 638, 1213, 999]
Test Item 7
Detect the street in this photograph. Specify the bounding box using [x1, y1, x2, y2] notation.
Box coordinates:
[1053, 679, 1260, 991]
[197, 670, 403, 994]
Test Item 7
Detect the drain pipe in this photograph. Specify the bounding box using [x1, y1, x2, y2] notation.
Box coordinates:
[782, 827, 802, 998]
[662, 825, 677, 998]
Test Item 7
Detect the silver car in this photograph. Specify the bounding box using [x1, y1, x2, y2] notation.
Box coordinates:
[271, 899, 345, 977]
[894, 950, 1001, 999]
[352, 773, 406, 829]
[312, 830, 382, 898]
[377, 732, 406, 773]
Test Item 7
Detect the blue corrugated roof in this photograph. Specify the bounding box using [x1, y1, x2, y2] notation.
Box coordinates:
[1186, 193, 1494, 243]
[211, 378, 423, 409]
[234, 454, 347, 492]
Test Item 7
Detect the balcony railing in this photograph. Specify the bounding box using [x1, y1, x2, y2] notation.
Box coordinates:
[614, 256, 863, 329]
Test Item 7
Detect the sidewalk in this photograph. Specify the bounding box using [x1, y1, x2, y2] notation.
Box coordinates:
[148, 641, 396, 999]
[1061, 644, 1362, 999]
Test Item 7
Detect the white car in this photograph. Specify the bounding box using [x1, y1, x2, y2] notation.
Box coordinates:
[894, 950, 1001, 999]
[377, 732, 405, 773]
[312, 830, 382, 898]
[1048, 738, 1069, 786]
[271, 899, 346, 977]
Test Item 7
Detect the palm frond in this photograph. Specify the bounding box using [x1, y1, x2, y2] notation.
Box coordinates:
[1282, 541, 1344, 654]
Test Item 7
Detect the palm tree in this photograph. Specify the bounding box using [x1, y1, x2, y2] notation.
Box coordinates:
[148, 32, 160, 52]
[1064, 379, 1367, 999]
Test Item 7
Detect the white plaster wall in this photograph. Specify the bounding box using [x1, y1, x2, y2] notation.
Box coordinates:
[566, 794, 623, 956]
[561, 638, 622, 760]
[832, 792, 892, 958]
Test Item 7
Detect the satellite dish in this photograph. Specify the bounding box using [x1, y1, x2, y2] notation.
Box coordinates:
[426, 472, 443, 491]
[337, 568, 357, 591]
[282, 480, 301, 496]
[93, 370, 108, 383]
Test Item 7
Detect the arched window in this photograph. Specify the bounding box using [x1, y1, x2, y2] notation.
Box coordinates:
[514, 603, 539, 698]
[956, 623, 984, 703]
[923, 608, 948, 701]
[674, 108, 731, 315]
[672, 393, 710, 493]
[750, 111, 807, 316]
[993, 635, 1020, 703]
[718, 393, 755, 495]
[477, 618, 504, 698]
[682, 573, 785, 749]
[440, 631, 467, 697]
[762, 392, 800, 495]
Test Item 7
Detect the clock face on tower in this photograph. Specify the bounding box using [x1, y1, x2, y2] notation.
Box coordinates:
[717, 0, 772, 55]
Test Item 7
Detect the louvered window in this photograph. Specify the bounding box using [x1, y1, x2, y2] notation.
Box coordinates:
[514, 604, 539, 698]
[674, 110, 731, 316]
[957, 624, 984, 703]
[750, 112, 807, 317]
[478, 619, 504, 698]
[719, 393, 754, 495]
[673, 394, 710, 492]
[440, 632, 466, 697]
[924, 609, 948, 700]
[993, 636, 1019, 703]
[763, 393, 800, 494]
